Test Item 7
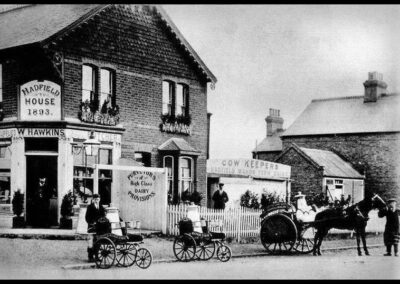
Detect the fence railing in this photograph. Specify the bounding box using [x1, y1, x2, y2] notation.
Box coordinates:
[167, 205, 385, 242]
[167, 204, 262, 242]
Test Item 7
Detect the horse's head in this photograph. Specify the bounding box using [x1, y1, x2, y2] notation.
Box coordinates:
[371, 193, 386, 210]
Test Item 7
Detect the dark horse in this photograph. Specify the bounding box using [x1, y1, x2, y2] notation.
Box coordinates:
[313, 194, 386, 256]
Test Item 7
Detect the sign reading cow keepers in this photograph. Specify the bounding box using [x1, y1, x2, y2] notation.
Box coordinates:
[20, 80, 61, 121]
[207, 158, 291, 180]
[127, 171, 157, 202]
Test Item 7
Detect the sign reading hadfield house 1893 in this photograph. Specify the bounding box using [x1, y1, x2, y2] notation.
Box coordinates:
[20, 80, 61, 121]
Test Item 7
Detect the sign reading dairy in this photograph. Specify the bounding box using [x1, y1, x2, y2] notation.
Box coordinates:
[127, 171, 157, 202]
[207, 158, 291, 180]
[20, 80, 61, 121]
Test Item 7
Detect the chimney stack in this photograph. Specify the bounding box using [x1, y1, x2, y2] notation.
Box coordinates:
[363, 71, 387, 103]
[265, 108, 283, 137]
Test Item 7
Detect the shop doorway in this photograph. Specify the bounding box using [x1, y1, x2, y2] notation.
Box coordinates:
[26, 156, 58, 228]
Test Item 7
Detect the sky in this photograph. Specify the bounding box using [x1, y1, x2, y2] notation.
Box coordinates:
[162, 5, 400, 159]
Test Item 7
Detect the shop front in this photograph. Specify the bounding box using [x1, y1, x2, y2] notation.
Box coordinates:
[0, 126, 123, 228]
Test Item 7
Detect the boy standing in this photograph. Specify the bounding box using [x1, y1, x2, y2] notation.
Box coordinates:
[378, 198, 400, 256]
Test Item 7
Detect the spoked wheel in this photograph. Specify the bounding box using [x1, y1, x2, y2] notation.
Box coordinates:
[173, 235, 196, 262]
[195, 239, 216, 261]
[94, 237, 116, 269]
[260, 214, 297, 255]
[216, 244, 232, 262]
[115, 243, 137, 267]
[136, 248, 153, 269]
[293, 226, 315, 254]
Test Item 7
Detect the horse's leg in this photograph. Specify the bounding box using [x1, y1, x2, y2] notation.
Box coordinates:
[317, 229, 328, 256]
[355, 229, 362, 256]
[361, 226, 369, 255]
[313, 229, 320, 256]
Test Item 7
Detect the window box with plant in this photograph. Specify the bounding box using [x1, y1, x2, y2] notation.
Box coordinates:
[78, 99, 120, 126]
[12, 189, 25, 228]
[160, 113, 192, 135]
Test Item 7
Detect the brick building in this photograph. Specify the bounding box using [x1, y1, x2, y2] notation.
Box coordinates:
[254, 72, 400, 202]
[275, 144, 364, 203]
[0, 4, 216, 228]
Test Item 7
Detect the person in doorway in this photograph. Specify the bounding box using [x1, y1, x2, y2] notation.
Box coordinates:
[31, 176, 52, 228]
[85, 194, 106, 262]
[378, 198, 400, 257]
[212, 183, 229, 210]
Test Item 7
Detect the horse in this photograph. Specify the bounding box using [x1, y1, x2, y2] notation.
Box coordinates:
[312, 193, 386, 256]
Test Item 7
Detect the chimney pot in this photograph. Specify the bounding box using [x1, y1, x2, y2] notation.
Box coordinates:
[363, 71, 387, 103]
[266, 108, 283, 136]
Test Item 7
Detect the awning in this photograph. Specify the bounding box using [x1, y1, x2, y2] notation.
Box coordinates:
[158, 138, 201, 156]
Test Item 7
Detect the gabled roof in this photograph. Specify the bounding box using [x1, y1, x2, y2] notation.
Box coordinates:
[158, 138, 200, 155]
[252, 135, 282, 153]
[277, 144, 364, 179]
[0, 4, 217, 84]
[282, 93, 400, 137]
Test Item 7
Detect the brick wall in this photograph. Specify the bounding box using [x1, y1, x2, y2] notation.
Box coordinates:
[253, 151, 281, 162]
[282, 133, 400, 201]
[275, 147, 324, 196]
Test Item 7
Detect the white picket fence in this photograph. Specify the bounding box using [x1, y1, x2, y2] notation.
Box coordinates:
[167, 204, 262, 242]
[167, 205, 385, 242]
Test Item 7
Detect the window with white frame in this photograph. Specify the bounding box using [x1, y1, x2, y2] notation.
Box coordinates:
[179, 157, 193, 198]
[82, 65, 95, 103]
[176, 83, 188, 116]
[162, 81, 173, 115]
[100, 68, 114, 111]
[163, 156, 174, 203]
[325, 178, 344, 201]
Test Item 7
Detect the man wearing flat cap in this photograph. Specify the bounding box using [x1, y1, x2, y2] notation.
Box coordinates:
[212, 183, 229, 210]
[378, 198, 400, 256]
[85, 194, 106, 262]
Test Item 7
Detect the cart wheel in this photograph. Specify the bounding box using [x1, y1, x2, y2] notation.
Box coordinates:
[195, 240, 215, 261]
[136, 248, 152, 269]
[260, 214, 297, 255]
[216, 244, 232, 262]
[116, 243, 137, 267]
[293, 226, 315, 254]
[173, 235, 196, 262]
[94, 237, 116, 269]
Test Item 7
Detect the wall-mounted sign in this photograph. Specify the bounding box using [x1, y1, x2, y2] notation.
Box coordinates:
[207, 158, 291, 180]
[20, 80, 61, 121]
[127, 171, 157, 202]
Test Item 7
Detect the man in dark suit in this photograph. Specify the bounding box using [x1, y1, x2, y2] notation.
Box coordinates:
[85, 194, 106, 262]
[212, 183, 229, 210]
[379, 198, 400, 257]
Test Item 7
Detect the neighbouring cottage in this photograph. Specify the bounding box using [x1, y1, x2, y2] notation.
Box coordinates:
[0, 4, 216, 228]
[275, 144, 365, 203]
[254, 72, 400, 202]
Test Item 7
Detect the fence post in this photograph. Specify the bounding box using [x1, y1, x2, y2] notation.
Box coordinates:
[236, 207, 241, 243]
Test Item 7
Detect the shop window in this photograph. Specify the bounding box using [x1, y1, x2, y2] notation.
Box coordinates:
[134, 152, 151, 167]
[82, 64, 96, 103]
[0, 145, 10, 159]
[0, 64, 2, 103]
[162, 81, 173, 115]
[0, 173, 10, 204]
[179, 157, 193, 200]
[100, 68, 115, 111]
[163, 156, 174, 204]
[176, 83, 188, 116]
[72, 144, 113, 204]
[25, 138, 58, 152]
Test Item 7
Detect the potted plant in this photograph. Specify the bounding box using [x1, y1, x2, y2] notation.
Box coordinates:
[60, 191, 74, 229]
[12, 189, 25, 228]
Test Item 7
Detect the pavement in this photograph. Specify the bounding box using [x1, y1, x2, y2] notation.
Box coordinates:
[0, 228, 385, 270]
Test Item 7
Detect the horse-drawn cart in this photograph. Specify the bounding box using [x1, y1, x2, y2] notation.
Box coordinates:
[260, 193, 317, 254]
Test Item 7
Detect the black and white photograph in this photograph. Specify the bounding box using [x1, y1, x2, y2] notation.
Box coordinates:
[0, 3, 399, 280]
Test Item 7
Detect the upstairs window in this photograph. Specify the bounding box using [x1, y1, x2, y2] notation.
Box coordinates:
[162, 81, 173, 115]
[100, 68, 114, 110]
[176, 84, 188, 116]
[82, 65, 95, 103]
[134, 152, 151, 167]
